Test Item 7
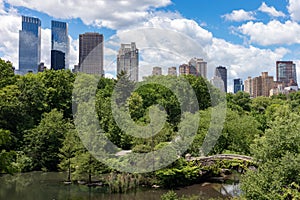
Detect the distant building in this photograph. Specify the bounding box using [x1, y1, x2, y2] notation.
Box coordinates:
[79, 32, 104, 75]
[168, 67, 177, 76]
[117, 42, 139, 82]
[152, 67, 162, 76]
[234, 78, 244, 93]
[270, 81, 298, 96]
[252, 72, 274, 98]
[189, 58, 207, 78]
[19, 16, 41, 74]
[244, 76, 253, 96]
[276, 61, 297, 86]
[51, 50, 65, 70]
[179, 63, 197, 76]
[51, 20, 69, 69]
[215, 66, 227, 92]
[211, 76, 225, 92]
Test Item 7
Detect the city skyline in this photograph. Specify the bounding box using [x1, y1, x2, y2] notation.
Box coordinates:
[15, 15, 300, 95]
[1, 0, 300, 91]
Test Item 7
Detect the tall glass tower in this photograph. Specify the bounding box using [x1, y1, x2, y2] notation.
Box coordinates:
[19, 16, 41, 74]
[215, 66, 227, 92]
[51, 20, 69, 69]
[79, 32, 104, 75]
[276, 61, 297, 86]
[234, 78, 244, 94]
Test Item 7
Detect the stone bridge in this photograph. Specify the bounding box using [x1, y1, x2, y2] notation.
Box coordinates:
[186, 154, 256, 168]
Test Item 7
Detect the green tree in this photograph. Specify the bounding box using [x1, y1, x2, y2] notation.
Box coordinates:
[0, 59, 16, 89]
[241, 107, 300, 199]
[41, 70, 75, 118]
[24, 109, 71, 171]
[0, 129, 18, 174]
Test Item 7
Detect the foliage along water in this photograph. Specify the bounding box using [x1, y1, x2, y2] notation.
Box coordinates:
[0, 172, 240, 200]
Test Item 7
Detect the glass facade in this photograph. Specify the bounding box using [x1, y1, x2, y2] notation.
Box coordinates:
[19, 16, 41, 74]
[79, 33, 104, 75]
[51, 50, 65, 70]
[51, 20, 69, 69]
[215, 66, 227, 92]
[276, 61, 297, 85]
[234, 78, 244, 94]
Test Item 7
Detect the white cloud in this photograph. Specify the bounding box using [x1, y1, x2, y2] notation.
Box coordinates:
[101, 14, 288, 87]
[288, 0, 300, 21]
[69, 36, 79, 69]
[222, 9, 256, 22]
[5, 0, 172, 29]
[0, 0, 5, 14]
[208, 38, 288, 83]
[258, 2, 285, 17]
[103, 15, 213, 78]
[208, 38, 288, 92]
[0, 3, 20, 68]
[0, 0, 293, 89]
[238, 20, 300, 46]
[41, 28, 51, 67]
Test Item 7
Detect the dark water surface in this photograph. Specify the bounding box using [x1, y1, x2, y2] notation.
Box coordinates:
[0, 172, 240, 200]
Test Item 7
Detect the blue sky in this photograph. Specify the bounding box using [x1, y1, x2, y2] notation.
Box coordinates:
[0, 0, 300, 91]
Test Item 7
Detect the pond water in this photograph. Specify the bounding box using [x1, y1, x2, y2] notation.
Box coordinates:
[0, 172, 240, 200]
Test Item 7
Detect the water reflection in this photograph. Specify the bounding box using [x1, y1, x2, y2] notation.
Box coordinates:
[0, 172, 240, 200]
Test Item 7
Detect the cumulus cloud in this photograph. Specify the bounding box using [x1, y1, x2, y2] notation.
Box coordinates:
[69, 36, 79, 69]
[5, 0, 172, 29]
[288, 0, 300, 21]
[238, 20, 300, 46]
[208, 38, 288, 82]
[258, 2, 285, 17]
[222, 9, 256, 22]
[0, 0, 293, 89]
[101, 14, 288, 85]
[41, 28, 51, 67]
[103, 14, 213, 78]
[210, 41, 288, 93]
[0, 3, 20, 68]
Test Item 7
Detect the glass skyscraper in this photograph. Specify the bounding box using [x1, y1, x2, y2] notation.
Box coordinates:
[79, 32, 104, 75]
[234, 78, 244, 93]
[215, 66, 227, 92]
[51, 20, 69, 69]
[19, 16, 41, 74]
[276, 61, 297, 86]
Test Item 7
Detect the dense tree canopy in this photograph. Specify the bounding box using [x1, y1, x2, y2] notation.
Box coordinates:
[0, 58, 300, 197]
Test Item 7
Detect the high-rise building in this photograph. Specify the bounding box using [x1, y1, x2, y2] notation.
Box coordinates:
[51, 50, 65, 70]
[168, 67, 177, 76]
[215, 66, 227, 92]
[117, 42, 139, 82]
[152, 67, 162, 76]
[276, 61, 297, 86]
[189, 58, 207, 78]
[19, 16, 41, 74]
[233, 78, 244, 93]
[244, 76, 253, 96]
[79, 32, 104, 75]
[179, 64, 197, 76]
[252, 72, 274, 98]
[51, 20, 69, 69]
[211, 76, 225, 92]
